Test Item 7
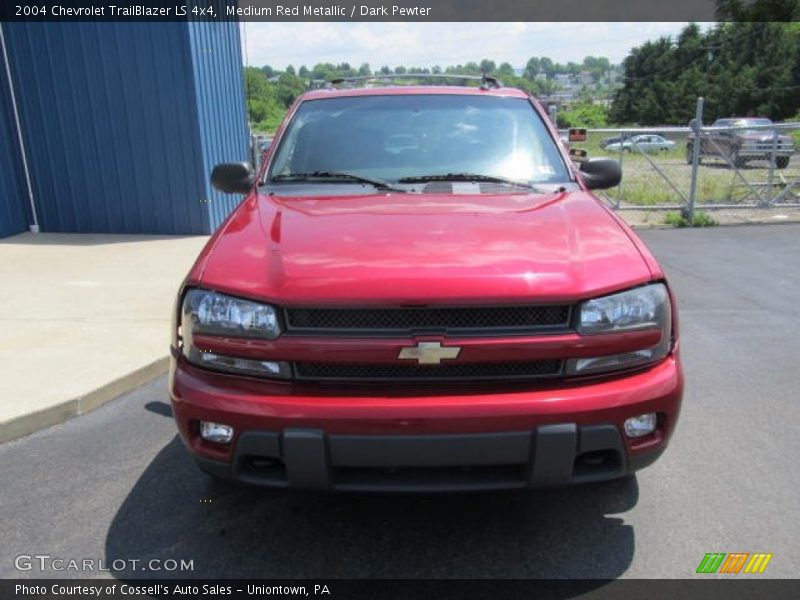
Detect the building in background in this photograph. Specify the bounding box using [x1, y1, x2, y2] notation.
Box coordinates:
[0, 21, 247, 239]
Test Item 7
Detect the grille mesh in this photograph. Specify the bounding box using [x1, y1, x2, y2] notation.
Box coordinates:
[295, 360, 562, 382]
[286, 305, 570, 333]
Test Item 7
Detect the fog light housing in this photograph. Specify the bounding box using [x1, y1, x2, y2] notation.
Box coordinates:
[624, 413, 657, 438]
[199, 421, 234, 444]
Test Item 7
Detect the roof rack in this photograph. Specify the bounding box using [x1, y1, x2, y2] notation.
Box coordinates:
[322, 73, 503, 90]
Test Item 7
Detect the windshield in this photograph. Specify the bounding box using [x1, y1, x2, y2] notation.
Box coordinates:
[733, 118, 772, 127]
[732, 118, 773, 134]
[268, 94, 570, 187]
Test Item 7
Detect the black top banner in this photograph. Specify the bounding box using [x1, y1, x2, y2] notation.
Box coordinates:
[1, 0, 722, 22]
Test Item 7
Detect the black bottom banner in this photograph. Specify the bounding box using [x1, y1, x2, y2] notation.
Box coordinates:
[2, 579, 799, 600]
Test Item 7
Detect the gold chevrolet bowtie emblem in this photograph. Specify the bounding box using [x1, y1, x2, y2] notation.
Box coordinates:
[398, 342, 461, 365]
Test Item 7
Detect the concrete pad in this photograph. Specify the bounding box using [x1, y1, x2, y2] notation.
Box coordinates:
[0, 233, 209, 442]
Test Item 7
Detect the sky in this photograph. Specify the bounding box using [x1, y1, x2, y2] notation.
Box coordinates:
[241, 22, 713, 70]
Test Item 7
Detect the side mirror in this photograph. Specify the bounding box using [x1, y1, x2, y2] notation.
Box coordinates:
[579, 158, 621, 190]
[211, 162, 254, 194]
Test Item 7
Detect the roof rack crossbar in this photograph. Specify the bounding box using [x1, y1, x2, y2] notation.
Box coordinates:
[324, 73, 503, 90]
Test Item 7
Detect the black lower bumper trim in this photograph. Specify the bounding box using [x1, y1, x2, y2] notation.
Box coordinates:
[192, 425, 665, 492]
[194, 455, 232, 480]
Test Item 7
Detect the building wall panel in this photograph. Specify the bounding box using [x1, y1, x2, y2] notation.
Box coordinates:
[188, 21, 249, 230]
[0, 29, 29, 239]
[2, 21, 247, 236]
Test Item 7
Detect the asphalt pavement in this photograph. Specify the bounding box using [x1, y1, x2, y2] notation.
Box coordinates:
[1, 224, 798, 580]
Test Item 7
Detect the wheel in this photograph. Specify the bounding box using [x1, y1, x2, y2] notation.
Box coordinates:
[776, 156, 790, 169]
[733, 153, 747, 169]
[685, 145, 701, 165]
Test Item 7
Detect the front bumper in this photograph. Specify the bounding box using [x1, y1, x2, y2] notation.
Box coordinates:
[738, 151, 794, 158]
[170, 353, 682, 492]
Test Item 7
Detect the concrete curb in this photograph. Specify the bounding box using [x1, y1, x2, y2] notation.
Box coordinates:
[0, 356, 169, 444]
[629, 219, 800, 230]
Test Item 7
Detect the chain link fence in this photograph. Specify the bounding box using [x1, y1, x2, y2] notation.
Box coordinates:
[561, 99, 800, 217]
[249, 132, 273, 173]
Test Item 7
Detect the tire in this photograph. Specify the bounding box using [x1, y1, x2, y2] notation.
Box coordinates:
[776, 156, 790, 170]
[733, 153, 747, 169]
[686, 144, 701, 165]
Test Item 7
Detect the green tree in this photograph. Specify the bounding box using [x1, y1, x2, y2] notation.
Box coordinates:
[611, 22, 800, 125]
[463, 62, 480, 74]
[557, 103, 609, 128]
[524, 57, 541, 79]
[715, 0, 800, 20]
[244, 66, 309, 132]
[539, 57, 555, 79]
[245, 54, 620, 132]
[496, 62, 516, 78]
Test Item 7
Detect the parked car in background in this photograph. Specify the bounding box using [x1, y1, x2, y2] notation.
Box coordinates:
[599, 135, 624, 149]
[605, 134, 676, 153]
[686, 117, 794, 169]
[599, 132, 667, 150]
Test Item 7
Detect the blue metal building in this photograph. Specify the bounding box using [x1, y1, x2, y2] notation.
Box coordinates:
[0, 21, 247, 238]
[0, 38, 29, 239]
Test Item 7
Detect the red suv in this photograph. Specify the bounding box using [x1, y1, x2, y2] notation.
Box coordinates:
[170, 77, 683, 492]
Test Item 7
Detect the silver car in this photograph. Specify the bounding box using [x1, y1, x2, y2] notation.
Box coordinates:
[606, 134, 676, 153]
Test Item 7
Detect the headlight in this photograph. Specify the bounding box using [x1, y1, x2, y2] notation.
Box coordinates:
[578, 283, 668, 335]
[182, 288, 281, 339]
[180, 289, 289, 379]
[568, 283, 672, 375]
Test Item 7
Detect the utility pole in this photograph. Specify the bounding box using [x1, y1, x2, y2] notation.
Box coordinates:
[686, 97, 704, 224]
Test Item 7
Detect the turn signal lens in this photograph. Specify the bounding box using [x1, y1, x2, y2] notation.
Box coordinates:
[189, 348, 291, 379]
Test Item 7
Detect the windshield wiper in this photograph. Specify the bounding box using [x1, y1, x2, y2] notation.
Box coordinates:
[398, 173, 539, 190]
[271, 171, 406, 193]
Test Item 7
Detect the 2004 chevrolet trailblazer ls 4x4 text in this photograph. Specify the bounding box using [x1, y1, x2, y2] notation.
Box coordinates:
[169, 76, 683, 492]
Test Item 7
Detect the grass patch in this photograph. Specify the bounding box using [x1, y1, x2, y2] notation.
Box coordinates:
[663, 211, 718, 227]
[573, 131, 799, 206]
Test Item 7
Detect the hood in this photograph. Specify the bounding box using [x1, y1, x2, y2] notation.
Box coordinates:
[197, 191, 653, 305]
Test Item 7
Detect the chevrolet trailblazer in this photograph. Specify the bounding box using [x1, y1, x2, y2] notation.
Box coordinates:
[169, 76, 683, 492]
